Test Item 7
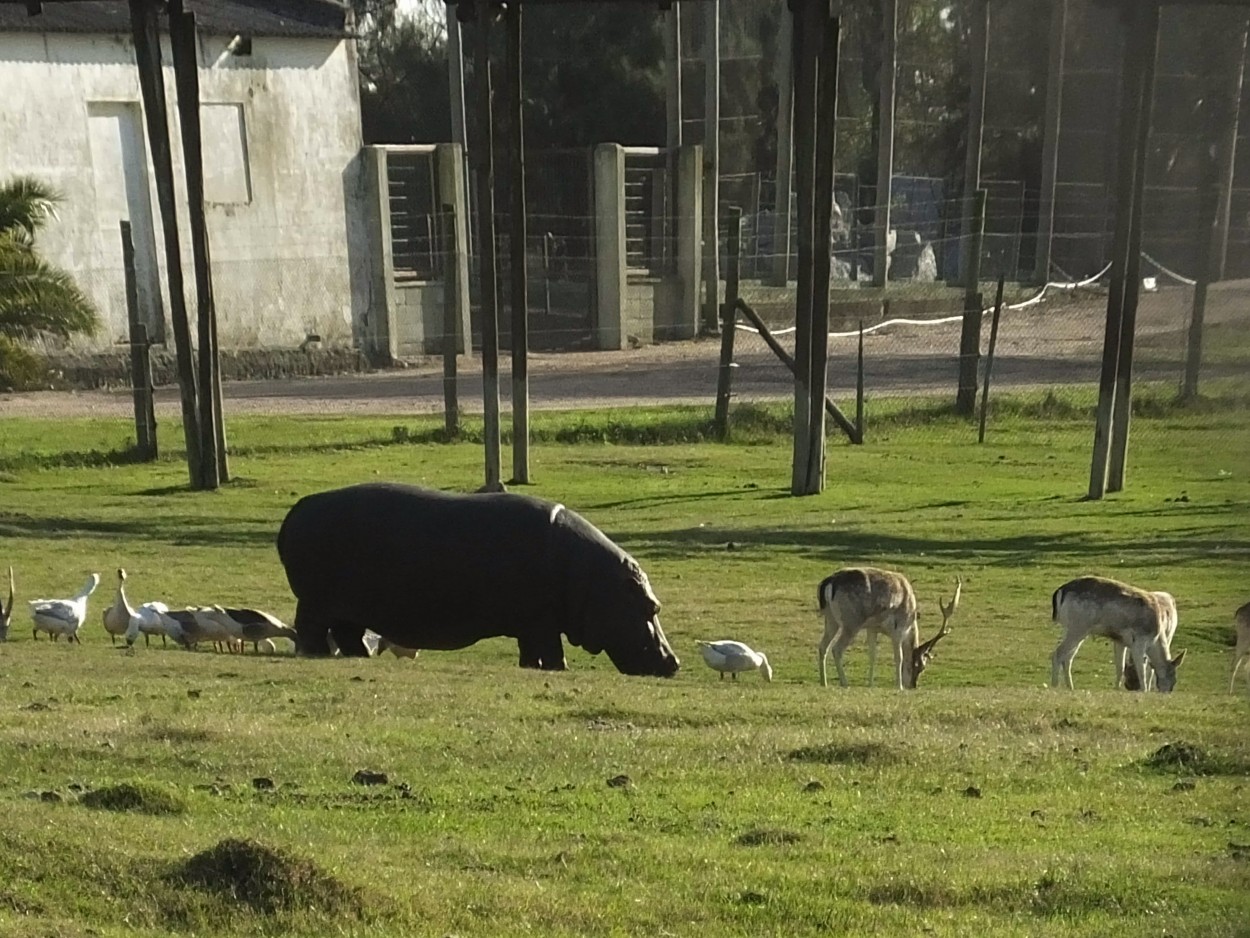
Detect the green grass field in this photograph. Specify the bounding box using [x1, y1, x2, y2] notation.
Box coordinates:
[0, 398, 1247, 937]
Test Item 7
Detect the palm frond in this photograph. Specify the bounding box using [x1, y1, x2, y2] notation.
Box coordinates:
[0, 176, 63, 242]
[0, 239, 99, 340]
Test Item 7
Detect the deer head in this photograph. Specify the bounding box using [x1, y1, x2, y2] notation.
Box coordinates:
[0, 566, 14, 642]
[910, 576, 961, 687]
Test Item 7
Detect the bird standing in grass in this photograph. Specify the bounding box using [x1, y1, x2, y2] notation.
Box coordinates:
[697, 640, 773, 682]
[30, 573, 99, 643]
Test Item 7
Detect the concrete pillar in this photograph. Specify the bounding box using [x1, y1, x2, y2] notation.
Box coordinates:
[364, 145, 398, 364]
[436, 142, 472, 353]
[594, 143, 627, 350]
[676, 144, 704, 340]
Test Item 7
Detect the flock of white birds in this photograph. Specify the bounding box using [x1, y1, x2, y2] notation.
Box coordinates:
[5, 566, 418, 659]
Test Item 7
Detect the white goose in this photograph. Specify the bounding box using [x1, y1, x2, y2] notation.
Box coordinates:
[104, 569, 170, 648]
[200, 605, 297, 653]
[30, 573, 100, 643]
[0, 565, 14, 641]
[697, 639, 773, 682]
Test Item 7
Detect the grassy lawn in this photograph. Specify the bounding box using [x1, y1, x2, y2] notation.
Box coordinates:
[0, 398, 1247, 937]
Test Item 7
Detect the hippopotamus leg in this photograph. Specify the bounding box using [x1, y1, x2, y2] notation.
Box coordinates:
[517, 630, 568, 671]
[293, 601, 335, 656]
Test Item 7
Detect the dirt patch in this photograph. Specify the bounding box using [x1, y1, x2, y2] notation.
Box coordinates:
[80, 782, 186, 816]
[735, 828, 803, 847]
[1137, 741, 1250, 776]
[169, 838, 368, 917]
[787, 741, 903, 766]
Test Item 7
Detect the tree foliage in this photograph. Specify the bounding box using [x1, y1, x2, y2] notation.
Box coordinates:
[0, 177, 98, 342]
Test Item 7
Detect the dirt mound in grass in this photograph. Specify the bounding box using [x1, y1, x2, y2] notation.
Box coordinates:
[80, 782, 186, 815]
[787, 741, 902, 766]
[170, 838, 368, 916]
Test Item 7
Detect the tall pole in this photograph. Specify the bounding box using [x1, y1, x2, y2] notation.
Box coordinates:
[701, 0, 720, 332]
[769, 3, 794, 287]
[446, 2, 471, 228]
[803, 8, 840, 496]
[959, 0, 989, 287]
[127, 0, 202, 489]
[1089, 1, 1158, 499]
[1034, 0, 1067, 285]
[872, 0, 897, 288]
[170, 2, 222, 489]
[1106, 3, 1160, 494]
[471, 0, 502, 491]
[665, 3, 683, 150]
[1215, 19, 1248, 280]
[790, 0, 817, 495]
[507, 2, 530, 484]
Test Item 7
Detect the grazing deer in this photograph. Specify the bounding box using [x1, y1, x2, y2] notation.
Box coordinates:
[1051, 576, 1185, 692]
[817, 567, 960, 690]
[0, 566, 13, 642]
[1118, 590, 1177, 691]
[1231, 602, 1250, 694]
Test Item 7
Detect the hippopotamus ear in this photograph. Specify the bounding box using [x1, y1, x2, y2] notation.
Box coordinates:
[623, 556, 661, 612]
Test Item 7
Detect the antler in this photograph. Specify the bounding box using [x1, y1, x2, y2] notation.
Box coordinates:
[938, 576, 962, 629]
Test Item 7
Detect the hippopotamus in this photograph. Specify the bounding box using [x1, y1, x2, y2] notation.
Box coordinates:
[276, 483, 680, 677]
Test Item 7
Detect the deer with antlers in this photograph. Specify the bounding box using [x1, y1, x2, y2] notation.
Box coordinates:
[0, 566, 13, 642]
[1051, 576, 1185, 692]
[1230, 602, 1250, 695]
[817, 567, 961, 690]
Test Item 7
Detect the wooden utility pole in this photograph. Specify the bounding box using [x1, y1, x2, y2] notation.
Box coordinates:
[714, 206, 741, 438]
[769, 3, 794, 287]
[446, 3, 471, 229]
[802, 8, 840, 495]
[471, 0, 503, 491]
[170, 1, 225, 488]
[958, 0, 989, 287]
[127, 0, 202, 488]
[1034, 0, 1067, 285]
[121, 221, 156, 460]
[442, 206, 461, 436]
[702, 0, 720, 332]
[1089, 1, 1159, 499]
[873, 0, 897, 288]
[790, 0, 817, 495]
[665, 2, 683, 150]
[956, 189, 987, 415]
[507, 2, 530, 484]
[1185, 17, 1249, 398]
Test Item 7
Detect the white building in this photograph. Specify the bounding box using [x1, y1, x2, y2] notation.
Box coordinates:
[0, 0, 371, 351]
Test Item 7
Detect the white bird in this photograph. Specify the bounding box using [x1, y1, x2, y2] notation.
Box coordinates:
[30, 573, 100, 644]
[104, 569, 170, 648]
[697, 639, 773, 682]
[199, 605, 297, 653]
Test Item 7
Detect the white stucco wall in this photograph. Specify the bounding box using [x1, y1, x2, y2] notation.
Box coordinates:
[0, 28, 370, 350]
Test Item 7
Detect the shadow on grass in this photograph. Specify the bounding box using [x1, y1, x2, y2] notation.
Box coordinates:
[0, 511, 279, 548]
[632, 522, 1250, 567]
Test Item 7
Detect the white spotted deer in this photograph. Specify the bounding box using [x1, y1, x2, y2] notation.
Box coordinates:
[1051, 576, 1185, 692]
[1230, 601, 1250, 694]
[817, 567, 960, 690]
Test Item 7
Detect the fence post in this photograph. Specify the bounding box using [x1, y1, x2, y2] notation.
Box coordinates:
[955, 188, 987, 415]
[977, 274, 1006, 443]
[855, 320, 865, 445]
[441, 206, 460, 437]
[121, 221, 157, 460]
[714, 207, 742, 438]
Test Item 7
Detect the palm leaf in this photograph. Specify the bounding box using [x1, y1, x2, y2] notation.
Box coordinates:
[0, 235, 99, 340]
[0, 176, 63, 243]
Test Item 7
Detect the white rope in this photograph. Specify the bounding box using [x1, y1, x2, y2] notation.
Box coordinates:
[733, 262, 1113, 339]
[1139, 251, 1197, 286]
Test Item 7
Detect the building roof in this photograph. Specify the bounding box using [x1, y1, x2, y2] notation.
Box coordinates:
[0, 0, 351, 40]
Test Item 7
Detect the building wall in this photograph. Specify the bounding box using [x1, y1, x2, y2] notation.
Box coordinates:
[0, 28, 369, 350]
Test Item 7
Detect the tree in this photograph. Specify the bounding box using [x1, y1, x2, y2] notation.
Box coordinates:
[0, 177, 98, 342]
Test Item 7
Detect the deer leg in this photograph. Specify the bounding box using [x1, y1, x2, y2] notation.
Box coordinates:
[818, 617, 840, 688]
[1232, 653, 1248, 694]
[866, 631, 879, 688]
[1051, 636, 1083, 690]
[829, 628, 857, 688]
[1128, 641, 1152, 693]
[1112, 641, 1127, 688]
[891, 636, 906, 691]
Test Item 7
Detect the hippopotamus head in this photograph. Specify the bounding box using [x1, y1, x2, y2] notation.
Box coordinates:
[589, 557, 680, 678]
